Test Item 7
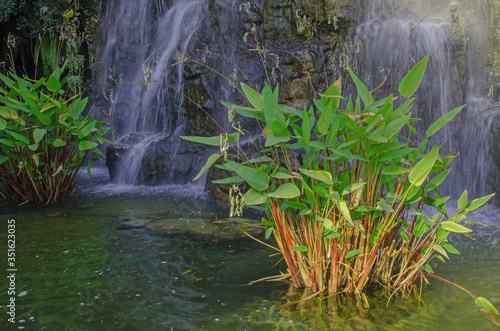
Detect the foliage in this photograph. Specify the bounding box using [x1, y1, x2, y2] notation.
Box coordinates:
[1, 1, 100, 95]
[182, 56, 499, 321]
[0, 64, 110, 203]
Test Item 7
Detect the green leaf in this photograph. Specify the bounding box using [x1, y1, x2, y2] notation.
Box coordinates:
[399, 55, 429, 97]
[273, 172, 294, 179]
[433, 244, 449, 259]
[301, 107, 311, 146]
[33, 128, 47, 143]
[341, 182, 366, 195]
[212, 175, 243, 184]
[317, 103, 332, 134]
[0, 155, 8, 164]
[0, 106, 17, 120]
[300, 168, 333, 185]
[338, 200, 352, 224]
[265, 133, 290, 147]
[426, 105, 465, 137]
[28, 143, 38, 151]
[408, 145, 439, 187]
[265, 227, 273, 239]
[465, 193, 495, 213]
[399, 229, 409, 241]
[53, 139, 66, 147]
[226, 160, 269, 191]
[79, 140, 98, 151]
[267, 182, 300, 199]
[36, 112, 51, 125]
[458, 190, 468, 209]
[345, 248, 362, 259]
[68, 97, 88, 119]
[291, 245, 308, 252]
[193, 154, 220, 181]
[9, 131, 30, 144]
[377, 199, 395, 212]
[181, 133, 239, 146]
[441, 242, 460, 254]
[241, 84, 264, 110]
[65, 10, 74, 18]
[423, 263, 434, 273]
[475, 297, 500, 316]
[440, 221, 471, 233]
[347, 67, 373, 106]
[77, 121, 96, 138]
[0, 118, 6, 130]
[464, 221, 489, 227]
[47, 75, 61, 92]
[244, 188, 270, 206]
[425, 169, 451, 193]
[263, 85, 284, 125]
[383, 166, 409, 175]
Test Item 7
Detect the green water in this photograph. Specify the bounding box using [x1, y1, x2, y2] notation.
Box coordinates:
[0, 172, 499, 330]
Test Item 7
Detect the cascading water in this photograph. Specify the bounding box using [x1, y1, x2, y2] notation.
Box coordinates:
[355, 0, 498, 199]
[99, 0, 204, 184]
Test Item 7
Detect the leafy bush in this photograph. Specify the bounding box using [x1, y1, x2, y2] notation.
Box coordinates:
[182, 56, 499, 321]
[0, 64, 109, 203]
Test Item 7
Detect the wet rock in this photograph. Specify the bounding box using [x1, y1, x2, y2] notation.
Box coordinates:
[145, 217, 263, 241]
[117, 219, 152, 230]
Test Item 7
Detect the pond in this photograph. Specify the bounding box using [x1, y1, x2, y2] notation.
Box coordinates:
[1, 170, 499, 330]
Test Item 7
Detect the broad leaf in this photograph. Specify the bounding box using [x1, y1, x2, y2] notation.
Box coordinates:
[193, 154, 220, 181]
[383, 166, 409, 175]
[408, 145, 439, 187]
[53, 139, 66, 147]
[399, 55, 429, 97]
[458, 190, 468, 209]
[440, 221, 471, 233]
[47, 75, 61, 92]
[181, 133, 239, 146]
[345, 248, 362, 259]
[226, 160, 269, 191]
[241, 84, 264, 110]
[291, 245, 308, 252]
[300, 168, 333, 185]
[426, 105, 465, 137]
[267, 182, 300, 199]
[79, 140, 98, 151]
[244, 188, 270, 206]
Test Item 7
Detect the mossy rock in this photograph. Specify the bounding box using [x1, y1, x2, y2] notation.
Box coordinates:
[117, 219, 153, 230]
[144, 217, 263, 241]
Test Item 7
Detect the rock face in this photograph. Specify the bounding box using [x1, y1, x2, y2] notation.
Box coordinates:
[101, 0, 358, 185]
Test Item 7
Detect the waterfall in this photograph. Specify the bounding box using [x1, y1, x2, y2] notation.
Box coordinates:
[355, 0, 498, 199]
[99, 0, 204, 184]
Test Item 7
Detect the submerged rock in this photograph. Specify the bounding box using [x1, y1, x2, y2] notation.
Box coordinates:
[117, 219, 152, 230]
[144, 217, 263, 241]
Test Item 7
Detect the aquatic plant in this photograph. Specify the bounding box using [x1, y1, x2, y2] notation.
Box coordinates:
[0, 64, 110, 203]
[182, 56, 499, 323]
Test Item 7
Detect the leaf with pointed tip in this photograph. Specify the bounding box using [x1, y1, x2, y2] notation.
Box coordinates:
[440, 221, 471, 233]
[409, 145, 439, 186]
[345, 249, 362, 259]
[300, 168, 333, 185]
[244, 188, 270, 206]
[241, 84, 263, 110]
[399, 55, 429, 97]
[267, 182, 300, 199]
[291, 245, 308, 252]
[426, 105, 465, 137]
[193, 154, 220, 181]
[458, 190, 468, 209]
[226, 160, 269, 191]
